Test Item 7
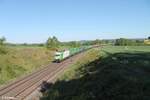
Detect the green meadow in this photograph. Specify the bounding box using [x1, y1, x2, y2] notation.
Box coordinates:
[42, 46, 150, 100]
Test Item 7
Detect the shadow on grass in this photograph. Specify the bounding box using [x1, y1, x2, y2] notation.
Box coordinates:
[41, 52, 150, 100]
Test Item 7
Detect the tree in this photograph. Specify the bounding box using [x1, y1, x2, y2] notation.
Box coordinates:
[46, 36, 60, 49]
[115, 38, 124, 46]
[0, 37, 7, 54]
[67, 41, 81, 47]
[92, 39, 101, 45]
[148, 36, 150, 40]
[0, 37, 6, 45]
[115, 38, 137, 46]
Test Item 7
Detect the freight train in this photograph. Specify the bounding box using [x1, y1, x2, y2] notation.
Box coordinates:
[54, 46, 93, 62]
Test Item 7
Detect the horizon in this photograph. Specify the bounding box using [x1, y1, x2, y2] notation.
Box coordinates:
[0, 0, 150, 43]
[3, 36, 148, 44]
[0, 33, 149, 43]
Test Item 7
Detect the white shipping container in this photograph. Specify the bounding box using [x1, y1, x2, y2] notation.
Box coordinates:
[63, 50, 70, 59]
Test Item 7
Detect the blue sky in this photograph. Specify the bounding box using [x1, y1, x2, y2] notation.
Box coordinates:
[0, 0, 150, 43]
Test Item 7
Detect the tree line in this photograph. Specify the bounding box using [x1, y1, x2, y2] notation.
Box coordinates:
[115, 38, 142, 46]
[0, 36, 150, 52]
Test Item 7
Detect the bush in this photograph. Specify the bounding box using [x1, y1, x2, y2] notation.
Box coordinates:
[0, 65, 26, 84]
[0, 46, 7, 54]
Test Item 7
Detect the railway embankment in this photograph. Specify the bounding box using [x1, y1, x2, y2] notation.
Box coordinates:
[0, 46, 53, 85]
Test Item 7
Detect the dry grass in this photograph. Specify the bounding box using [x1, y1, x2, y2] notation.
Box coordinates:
[0, 46, 54, 85]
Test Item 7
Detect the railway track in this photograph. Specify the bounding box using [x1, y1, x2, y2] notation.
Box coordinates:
[0, 49, 89, 100]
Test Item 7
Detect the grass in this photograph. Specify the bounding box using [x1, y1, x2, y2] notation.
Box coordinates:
[101, 46, 150, 53]
[0, 46, 54, 85]
[41, 46, 150, 100]
[59, 48, 101, 81]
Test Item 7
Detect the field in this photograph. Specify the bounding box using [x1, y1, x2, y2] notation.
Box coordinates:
[0, 46, 54, 85]
[101, 46, 150, 53]
[42, 46, 150, 100]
